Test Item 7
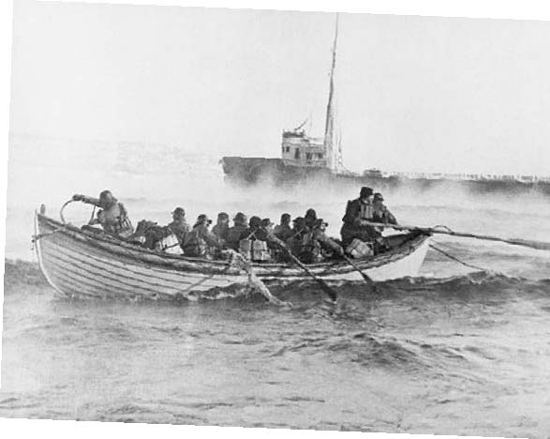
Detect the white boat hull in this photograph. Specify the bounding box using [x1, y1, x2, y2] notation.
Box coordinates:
[35, 211, 430, 301]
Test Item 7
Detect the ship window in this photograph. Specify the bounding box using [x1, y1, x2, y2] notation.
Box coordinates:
[318, 153, 324, 159]
[285, 146, 290, 153]
[306, 153, 312, 160]
[294, 148, 300, 159]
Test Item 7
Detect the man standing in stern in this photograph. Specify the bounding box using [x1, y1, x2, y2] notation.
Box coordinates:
[340, 186, 380, 247]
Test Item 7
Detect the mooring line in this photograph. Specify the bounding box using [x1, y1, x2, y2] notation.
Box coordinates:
[429, 242, 487, 272]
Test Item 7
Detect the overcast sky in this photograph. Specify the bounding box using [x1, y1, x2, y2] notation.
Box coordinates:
[9, 0, 550, 175]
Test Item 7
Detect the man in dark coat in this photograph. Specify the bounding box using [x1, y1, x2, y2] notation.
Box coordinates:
[182, 214, 222, 258]
[274, 213, 293, 242]
[287, 216, 307, 256]
[340, 186, 379, 247]
[298, 218, 344, 264]
[225, 212, 248, 250]
[304, 208, 318, 230]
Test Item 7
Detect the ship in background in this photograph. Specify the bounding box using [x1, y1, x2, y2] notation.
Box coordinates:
[221, 16, 550, 195]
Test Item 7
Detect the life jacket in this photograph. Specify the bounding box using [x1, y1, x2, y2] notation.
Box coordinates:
[346, 238, 374, 259]
[155, 233, 183, 255]
[182, 227, 208, 257]
[239, 230, 271, 262]
[99, 203, 134, 238]
[359, 201, 374, 221]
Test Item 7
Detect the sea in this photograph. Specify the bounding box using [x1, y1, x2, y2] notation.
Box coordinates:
[2, 135, 550, 438]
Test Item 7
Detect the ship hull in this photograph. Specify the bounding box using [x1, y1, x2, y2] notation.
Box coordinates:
[221, 157, 550, 196]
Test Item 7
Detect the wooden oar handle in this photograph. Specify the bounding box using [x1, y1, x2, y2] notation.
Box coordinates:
[268, 235, 338, 301]
[362, 221, 550, 252]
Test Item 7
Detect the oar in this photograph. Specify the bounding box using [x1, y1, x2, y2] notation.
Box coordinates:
[363, 221, 550, 252]
[341, 254, 377, 291]
[268, 236, 338, 302]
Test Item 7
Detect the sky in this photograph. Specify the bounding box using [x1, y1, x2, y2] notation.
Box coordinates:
[8, 0, 550, 175]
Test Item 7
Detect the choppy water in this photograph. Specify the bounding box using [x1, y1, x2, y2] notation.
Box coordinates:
[2, 136, 550, 437]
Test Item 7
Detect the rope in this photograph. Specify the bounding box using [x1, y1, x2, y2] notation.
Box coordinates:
[225, 250, 290, 307]
[89, 205, 96, 225]
[429, 242, 487, 272]
[431, 224, 454, 233]
[32, 227, 65, 243]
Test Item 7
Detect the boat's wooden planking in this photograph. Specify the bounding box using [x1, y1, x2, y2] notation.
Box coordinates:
[35, 212, 430, 300]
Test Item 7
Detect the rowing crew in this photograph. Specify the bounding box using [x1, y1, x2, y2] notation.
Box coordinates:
[71, 186, 397, 263]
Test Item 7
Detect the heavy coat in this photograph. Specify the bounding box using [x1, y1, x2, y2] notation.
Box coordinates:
[340, 198, 380, 246]
[82, 196, 134, 238]
[182, 224, 221, 257]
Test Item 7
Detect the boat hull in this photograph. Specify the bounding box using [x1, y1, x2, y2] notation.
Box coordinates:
[34, 212, 430, 301]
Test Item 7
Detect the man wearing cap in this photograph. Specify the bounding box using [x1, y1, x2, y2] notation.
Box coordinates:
[72, 190, 134, 238]
[167, 207, 190, 246]
[212, 212, 230, 242]
[298, 218, 344, 264]
[274, 213, 293, 242]
[225, 212, 248, 250]
[182, 214, 222, 258]
[340, 186, 379, 247]
[372, 193, 397, 225]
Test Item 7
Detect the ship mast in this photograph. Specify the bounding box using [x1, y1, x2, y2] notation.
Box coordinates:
[323, 14, 339, 171]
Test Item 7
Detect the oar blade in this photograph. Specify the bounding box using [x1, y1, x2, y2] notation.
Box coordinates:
[317, 278, 337, 302]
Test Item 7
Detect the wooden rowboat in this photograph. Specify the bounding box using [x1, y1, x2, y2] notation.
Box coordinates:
[34, 207, 431, 301]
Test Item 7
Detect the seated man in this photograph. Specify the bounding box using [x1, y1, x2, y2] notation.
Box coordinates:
[167, 207, 189, 246]
[212, 212, 230, 242]
[371, 192, 398, 253]
[298, 218, 344, 264]
[225, 212, 248, 251]
[287, 216, 307, 257]
[372, 192, 397, 225]
[239, 216, 272, 262]
[274, 213, 293, 242]
[73, 190, 134, 238]
[182, 214, 222, 258]
[304, 208, 317, 230]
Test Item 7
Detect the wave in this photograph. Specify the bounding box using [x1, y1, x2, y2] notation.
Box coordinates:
[4, 259, 49, 289]
[6, 259, 548, 305]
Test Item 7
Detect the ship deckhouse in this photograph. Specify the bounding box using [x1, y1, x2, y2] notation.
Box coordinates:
[281, 129, 327, 167]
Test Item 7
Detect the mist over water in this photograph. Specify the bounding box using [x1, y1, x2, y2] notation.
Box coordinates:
[3, 136, 550, 437]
